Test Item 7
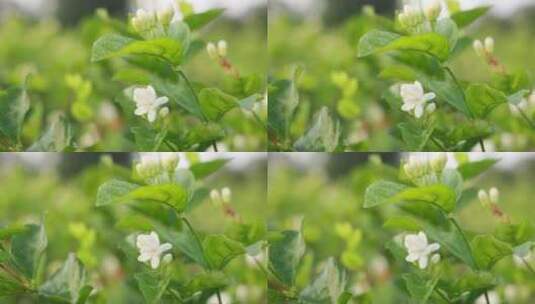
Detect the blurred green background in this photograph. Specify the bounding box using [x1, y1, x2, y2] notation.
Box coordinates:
[268, 152, 535, 302]
[0, 152, 267, 303]
[269, 0, 535, 151]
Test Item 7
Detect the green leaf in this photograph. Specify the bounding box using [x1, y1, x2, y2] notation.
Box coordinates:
[0, 272, 25, 297]
[183, 9, 224, 30]
[363, 180, 407, 208]
[225, 220, 267, 246]
[268, 68, 301, 143]
[453, 271, 495, 294]
[202, 235, 245, 270]
[471, 235, 512, 270]
[299, 258, 347, 304]
[27, 116, 72, 152]
[465, 84, 508, 118]
[182, 272, 228, 295]
[358, 30, 450, 61]
[189, 159, 230, 179]
[0, 84, 30, 145]
[150, 76, 204, 119]
[507, 89, 530, 105]
[403, 272, 440, 304]
[269, 229, 306, 286]
[199, 88, 238, 121]
[394, 185, 457, 213]
[91, 34, 183, 65]
[451, 6, 491, 28]
[11, 222, 47, 279]
[421, 71, 470, 115]
[397, 122, 435, 151]
[0, 224, 26, 240]
[131, 126, 167, 152]
[96, 180, 189, 213]
[168, 229, 206, 267]
[293, 107, 340, 152]
[95, 180, 139, 207]
[38, 253, 88, 303]
[384, 216, 421, 231]
[494, 221, 534, 247]
[435, 18, 459, 52]
[135, 271, 170, 304]
[457, 159, 498, 179]
[440, 168, 463, 201]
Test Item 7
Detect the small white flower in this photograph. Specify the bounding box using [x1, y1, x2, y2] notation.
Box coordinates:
[136, 231, 172, 269]
[429, 152, 447, 172]
[400, 81, 436, 118]
[207, 292, 232, 304]
[136, 155, 160, 178]
[485, 37, 495, 54]
[221, 187, 232, 203]
[425, 0, 442, 21]
[132, 9, 154, 32]
[473, 40, 485, 58]
[207, 42, 218, 60]
[489, 187, 499, 204]
[133, 86, 169, 123]
[475, 291, 500, 304]
[160, 153, 179, 172]
[404, 231, 440, 269]
[217, 40, 228, 57]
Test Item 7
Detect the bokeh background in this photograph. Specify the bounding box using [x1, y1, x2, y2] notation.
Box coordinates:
[269, 0, 535, 151]
[0, 152, 267, 303]
[268, 152, 535, 302]
[0, 0, 267, 151]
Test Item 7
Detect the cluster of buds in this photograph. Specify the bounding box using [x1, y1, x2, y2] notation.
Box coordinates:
[398, 1, 442, 34]
[206, 40, 240, 78]
[131, 7, 175, 40]
[403, 153, 448, 186]
[210, 187, 240, 221]
[135, 153, 180, 184]
[473, 37, 506, 73]
[478, 187, 510, 224]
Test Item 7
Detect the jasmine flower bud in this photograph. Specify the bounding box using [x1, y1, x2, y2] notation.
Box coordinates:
[489, 187, 499, 204]
[206, 42, 218, 60]
[210, 189, 222, 206]
[157, 7, 175, 27]
[484, 37, 495, 54]
[478, 189, 490, 208]
[473, 40, 485, 58]
[425, 0, 442, 21]
[425, 102, 436, 114]
[159, 107, 169, 118]
[217, 40, 228, 57]
[430, 153, 447, 172]
[160, 153, 179, 172]
[221, 187, 232, 203]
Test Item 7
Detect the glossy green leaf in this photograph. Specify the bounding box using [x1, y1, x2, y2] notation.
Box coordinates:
[202, 235, 245, 270]
[0, 224, 26, 240]
[38, 253, 88, 303]
[465, 84, 508, 118]
[451, 6, 491, 28]
[135, 271, 170, 304]
[435, 18, 459, 52]
[494, 220, 534, 247]
[397, 122, 435, 151]
[363, 180, 407, 208]
[91, 34, 183, 65]
[183, 9, 225, 30]
[0, 85, 30, 146]
[394, 184, 457, 213]
[403, 272, 440, 304]
[199, 88, 238, 121]
[384, 216, 421, 231]
[268, 67, 301, 143]
[11, 222, 47, 279]
[269, 229, 305, 286]
[95, 180, 139, 207]
[471, 235, 512, 270]
[358, 30, 450, 61]
[421, 71, 470, 115]
[457, 159, 498, 179]
[182, 272, 228, 295]
[131, 126, 167, 152]
[293, 107, 340, 152]
[299, 258, 347, 304]
[27, 116, 72, 152]
[225, 220, 267, 246]
[150, 76, 204, 119]
[189, 159, 230, 179]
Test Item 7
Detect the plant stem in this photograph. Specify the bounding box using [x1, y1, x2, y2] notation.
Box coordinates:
[180, 217, 222, 304]
[176, 69, 219, 152]
[430, 136, 446, 151]
[479, 139, 486, 152]
[515, 105, 535, 129]
[484, 291, 490, 304]
[521, 257, 535, 275]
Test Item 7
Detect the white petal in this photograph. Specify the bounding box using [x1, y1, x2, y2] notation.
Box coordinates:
[405, 253, 419, 262]
[418, 256, 429, 269]
[427, 242, 440, 253]
[147, 110, 157, 123]
[150, 256, 160, 269]
[401, 103, 414, 112]
[138, 253, 152, 262]
[155, 96, 169, 107]
[424, 92, 436, 101]
[431, 254, 441, 264]
[417, 232, 428, 245]
[146, 86, 157, 100]
[414, 105, 424, 118]
[135, 107, 147, 116]
[159, 243, 172, 253]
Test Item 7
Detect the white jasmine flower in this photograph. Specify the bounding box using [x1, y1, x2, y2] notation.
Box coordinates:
[221, 187, 232, 203]
[217, 40, 228, 57]
[136, 155, 160, 178]
[160, 153, 179, 172]
[136, 231, 172, 269]
[404, 231, 440, 269]
[206, 42, 218, 60]
[400, 81, 436, 118]
[485, 37, 495, 54]
[133, 86, 169, 123]
[475, 291, 500, 304]
[489, 187, 499, 204]
[207, 292, 232, 304]
[425, 0, 442, 21]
